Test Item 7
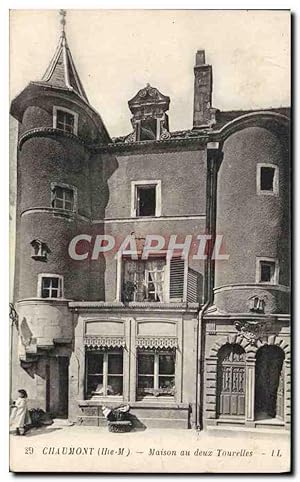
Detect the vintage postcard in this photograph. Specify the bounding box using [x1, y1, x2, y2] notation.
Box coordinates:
[9, 9, 291, 473]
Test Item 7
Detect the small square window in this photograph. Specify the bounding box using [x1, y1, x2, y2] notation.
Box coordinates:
[56, 110, 75, 133]
[39, 275, 63, 298]
[257, 164, 278, 195]
[53, 107, 78, 135]
[260, 261, 275, 283]
[260, 167, 275, 191]
[51, 185, 75, 211]
[131, 181, 161, 218]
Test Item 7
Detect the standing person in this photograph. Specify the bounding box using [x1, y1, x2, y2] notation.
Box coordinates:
[10, 389, 31, 435]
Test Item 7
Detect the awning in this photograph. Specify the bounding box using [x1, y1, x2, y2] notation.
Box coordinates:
[84, 336, 126, 349]
[136, 336, 177, 349]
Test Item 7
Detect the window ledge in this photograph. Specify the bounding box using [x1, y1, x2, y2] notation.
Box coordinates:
[78, 400, 190, 410]
[69, 301, 200, 311]
[17, 297, 73, 305]
[18, 127, 85, 150]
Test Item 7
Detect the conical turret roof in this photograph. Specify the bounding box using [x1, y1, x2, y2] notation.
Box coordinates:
[40, 32, 89, 103]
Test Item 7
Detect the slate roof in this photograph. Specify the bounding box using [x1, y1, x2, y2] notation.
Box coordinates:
[38, 32, 89, 103]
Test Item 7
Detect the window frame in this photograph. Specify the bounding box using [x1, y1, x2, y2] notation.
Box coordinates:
[85, 349, 124, 399]
[131, 180, 162, 218]
[53, 106, 79, 135]
[116, 252, 188, 303]
[257, 163, 279, 196]
[37, 273, 64, 299]
[256, 257, 279, 285]
[119, 254, 168, 303]
[135, 117, 161, 141]
[50, 182, 78, 212]
[136, 349, 176, 399]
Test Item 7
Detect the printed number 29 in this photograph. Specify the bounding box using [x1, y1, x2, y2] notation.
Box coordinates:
[25, 447, 34, 455]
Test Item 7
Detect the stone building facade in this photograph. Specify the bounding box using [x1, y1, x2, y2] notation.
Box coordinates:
[10, 27, 290, 430]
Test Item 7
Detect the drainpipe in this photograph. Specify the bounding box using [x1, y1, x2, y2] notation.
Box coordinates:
[195, 300, 210, 429]
[195, 143, 223, 430]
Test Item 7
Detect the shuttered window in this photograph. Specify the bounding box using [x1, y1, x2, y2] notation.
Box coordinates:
[169, 258, 185, 301]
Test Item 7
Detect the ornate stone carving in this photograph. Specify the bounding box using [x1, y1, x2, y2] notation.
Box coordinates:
[136, 336, 177, 349]
[234, 320, 274, 345]
[160, 126, 171, 140]
[84, 336, 126, 349]
[124, 131, 136, 143]
[128, 83, 170, 113]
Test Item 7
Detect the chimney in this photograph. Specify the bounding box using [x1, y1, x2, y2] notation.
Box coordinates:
[193, 50, 216, 129]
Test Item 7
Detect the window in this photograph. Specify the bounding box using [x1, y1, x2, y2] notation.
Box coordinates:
[51, 183, 77, 212]
[138, 118, 159, 141]
[122, 257, 166, 302]
[257, 164, 279, 195]
[38, 274, 63, 298]
[85, 349, 123, 398]
[137, 186, 156, 217]
[137, 350, 175, 398]
[118, 255, 187, 303]
[256, 257, 279, 284]
[260, 262, 274, 282]
[131, 180, 161, 217]
[53, 106, 78, 135]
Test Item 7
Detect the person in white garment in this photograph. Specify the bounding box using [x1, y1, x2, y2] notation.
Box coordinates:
[10, 389, 31, 435]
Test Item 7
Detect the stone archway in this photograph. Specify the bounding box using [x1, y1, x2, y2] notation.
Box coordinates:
[216, 343, 246, 418]
[255, 345, 285, 420]
[205, 333, 291, 427]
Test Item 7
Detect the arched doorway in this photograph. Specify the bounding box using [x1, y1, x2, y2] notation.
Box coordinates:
[255, 345, 285, 420]
[217, 344, 246, 418]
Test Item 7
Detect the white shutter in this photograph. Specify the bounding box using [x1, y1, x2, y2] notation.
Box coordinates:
[169, 258, 185, 301]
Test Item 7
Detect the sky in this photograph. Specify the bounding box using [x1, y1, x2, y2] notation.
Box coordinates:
[10, 9, 290, 137]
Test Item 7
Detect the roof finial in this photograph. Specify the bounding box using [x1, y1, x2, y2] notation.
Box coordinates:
[59, 9, 67, 37]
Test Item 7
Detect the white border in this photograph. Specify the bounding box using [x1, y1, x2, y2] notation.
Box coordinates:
[3, 3, 297, 480]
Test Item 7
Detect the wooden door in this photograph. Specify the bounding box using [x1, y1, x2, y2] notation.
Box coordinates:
[217, 344, 245, 417]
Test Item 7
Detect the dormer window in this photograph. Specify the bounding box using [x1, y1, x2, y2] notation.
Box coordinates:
[53, 106, 78, 135]
[126, 84, 170, 143]
[30, 239, 51, 262]
[138, 118, 159, 141]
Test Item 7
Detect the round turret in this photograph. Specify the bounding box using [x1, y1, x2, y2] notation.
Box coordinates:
[214, 114, 290, 315]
